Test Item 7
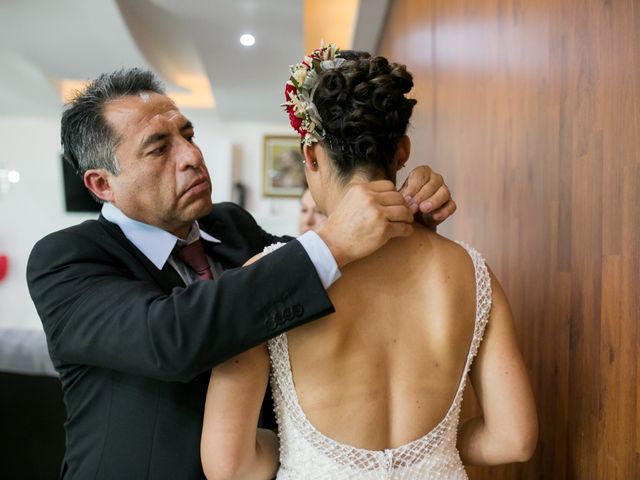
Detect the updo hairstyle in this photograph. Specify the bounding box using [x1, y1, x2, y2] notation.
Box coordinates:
[312, 51, 417, 181]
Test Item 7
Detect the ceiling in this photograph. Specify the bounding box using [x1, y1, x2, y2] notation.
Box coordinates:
[0, 0, 389, 123]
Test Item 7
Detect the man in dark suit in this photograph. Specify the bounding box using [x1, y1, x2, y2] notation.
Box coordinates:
[26, 68, 455, 479]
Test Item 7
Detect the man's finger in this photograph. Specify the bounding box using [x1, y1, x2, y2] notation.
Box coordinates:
[382, 205, 414, 223]
[375, 190, 408, 207]
[409, 173, 444, 210]
[418, 182, 449, 213]
[428, 199, 457, 223]
[398, 166, 432, 198]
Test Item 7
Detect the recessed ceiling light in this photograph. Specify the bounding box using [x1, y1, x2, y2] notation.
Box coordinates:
[240, 33, 255, 47]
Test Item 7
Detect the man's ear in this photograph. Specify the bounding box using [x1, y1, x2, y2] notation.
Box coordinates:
[84, 169, 114, 203]
[394, 135, 411, 171]
[302, 144, 320, 172]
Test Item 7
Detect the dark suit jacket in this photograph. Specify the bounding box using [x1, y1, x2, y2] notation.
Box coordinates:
[26, 202, 334, 479]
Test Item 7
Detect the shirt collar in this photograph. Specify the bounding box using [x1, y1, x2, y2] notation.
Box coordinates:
[101, 203, 221, 270]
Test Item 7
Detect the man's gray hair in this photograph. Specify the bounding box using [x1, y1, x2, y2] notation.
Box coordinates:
[60, 68, 165, 200]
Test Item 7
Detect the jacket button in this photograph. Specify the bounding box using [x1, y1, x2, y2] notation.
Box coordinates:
[283, 307, 293, 322]
[292, 304, 304, 317]
[273, 311, 284, 326]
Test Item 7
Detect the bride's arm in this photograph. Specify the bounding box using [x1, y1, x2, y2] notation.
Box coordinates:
[201, 343, 277, 480]
[201, 252, 278, 480]
[457, 267, 538, 465]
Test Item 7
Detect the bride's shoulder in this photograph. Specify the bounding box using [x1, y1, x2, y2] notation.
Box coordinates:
[411, 229, 481, 279]
[410, 227, 471, 258]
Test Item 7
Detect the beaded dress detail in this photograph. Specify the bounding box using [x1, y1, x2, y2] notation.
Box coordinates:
[266, 242, 492, 479]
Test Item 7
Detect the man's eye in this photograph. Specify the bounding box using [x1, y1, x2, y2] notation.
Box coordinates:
[186, 134, 196, 143]
[150, 145, 167, 156]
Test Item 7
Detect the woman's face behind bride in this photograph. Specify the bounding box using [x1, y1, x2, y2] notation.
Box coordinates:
[300, 51, 417, 215]
[298, 188, 327, 234]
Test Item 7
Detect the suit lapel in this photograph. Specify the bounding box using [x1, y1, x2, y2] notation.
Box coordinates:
[201, 238, 234, 273]
[199, 217, 244, 271]
[157, 262, 186, 290]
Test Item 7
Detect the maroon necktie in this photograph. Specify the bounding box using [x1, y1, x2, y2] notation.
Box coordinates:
[174, 239, 213, 281]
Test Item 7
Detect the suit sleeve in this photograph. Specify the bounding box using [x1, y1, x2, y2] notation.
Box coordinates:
[26, 229, 334, 382]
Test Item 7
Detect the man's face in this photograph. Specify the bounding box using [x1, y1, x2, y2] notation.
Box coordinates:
[101, 92, 212, 237]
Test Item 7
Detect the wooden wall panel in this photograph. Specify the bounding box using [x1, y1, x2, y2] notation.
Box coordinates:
[378, 1, 640, 478]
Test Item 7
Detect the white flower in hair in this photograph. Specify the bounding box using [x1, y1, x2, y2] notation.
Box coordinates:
[291, 66, 308, 86]
[282, 42, 343, 146]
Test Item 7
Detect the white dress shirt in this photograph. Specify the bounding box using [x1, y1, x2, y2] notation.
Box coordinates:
[101, 203, 340, 289]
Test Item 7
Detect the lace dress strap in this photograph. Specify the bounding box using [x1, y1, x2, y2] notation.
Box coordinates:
[455, 241, 492, 375]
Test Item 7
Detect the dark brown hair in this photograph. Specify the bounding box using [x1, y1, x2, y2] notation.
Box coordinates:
[313, 51, 416, 181]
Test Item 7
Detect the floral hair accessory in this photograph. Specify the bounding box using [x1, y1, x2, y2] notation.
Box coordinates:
[282, 42, 345, 146]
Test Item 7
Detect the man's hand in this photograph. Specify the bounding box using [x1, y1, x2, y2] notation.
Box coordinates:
[399, 165, 456, 228]
[315, 180, 413, 268]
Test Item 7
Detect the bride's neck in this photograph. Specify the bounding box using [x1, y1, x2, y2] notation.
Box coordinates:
[323, 170, 390, 216]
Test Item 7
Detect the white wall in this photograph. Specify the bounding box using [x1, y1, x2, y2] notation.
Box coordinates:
[0, 115, 87, 329]
[0, 112, 300, 329]
[214, 120, 301, 236]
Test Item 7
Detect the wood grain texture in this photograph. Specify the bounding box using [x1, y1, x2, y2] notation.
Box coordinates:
[378, 1, 640, 478]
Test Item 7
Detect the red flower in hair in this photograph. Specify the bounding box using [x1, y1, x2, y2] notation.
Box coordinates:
[284, 83, 304, 135]
[285, 82, 296, 98]
[282, 42, 341, 145]
[288, 108, 304, 135]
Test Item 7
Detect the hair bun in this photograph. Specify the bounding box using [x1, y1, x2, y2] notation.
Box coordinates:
[313, 51, 416, 180]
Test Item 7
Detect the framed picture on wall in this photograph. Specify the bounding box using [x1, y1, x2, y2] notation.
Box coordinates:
[262, 135, 306, 197]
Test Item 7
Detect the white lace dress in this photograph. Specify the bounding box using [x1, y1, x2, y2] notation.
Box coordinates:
[265, 242, 492, 479]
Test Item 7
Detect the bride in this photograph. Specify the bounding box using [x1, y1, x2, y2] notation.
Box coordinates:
[200, 45, 537, 479]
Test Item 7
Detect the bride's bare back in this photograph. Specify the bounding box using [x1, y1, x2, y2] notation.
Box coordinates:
[287, 226, 477, 450]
